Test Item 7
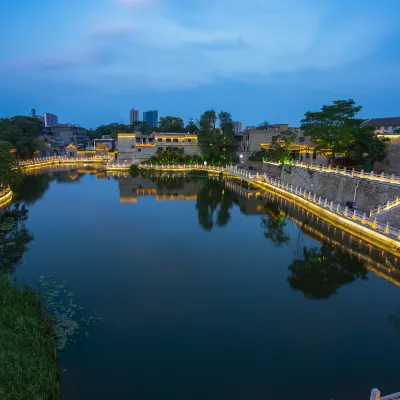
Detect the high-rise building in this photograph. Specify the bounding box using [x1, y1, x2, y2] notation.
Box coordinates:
[233, 121, 243, 134]
[130, 109, 140, 124]
[143, 110, 158, 128]
[44, 112, 59, 127]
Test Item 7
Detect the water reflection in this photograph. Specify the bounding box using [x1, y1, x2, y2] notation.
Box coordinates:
[11, 170, 400, 295]
[260, 199, 290, 247]
[288, 244, 368, 300]
[0, 204, 33, 275]
[196, 179, 237, 230]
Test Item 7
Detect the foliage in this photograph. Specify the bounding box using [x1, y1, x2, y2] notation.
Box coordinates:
[196, 179, 237, 230]
[187, 170, 209, 178]
[300, 99, 385, 166]
[185, 119, 199, 133]
[348, 123, 387, 165]
[157, 116, 184, 132]
[0, 277, 59, 399]
[0, 116, 43, 159]
[249, 149, 268, 161]
[197, 110, 236, 163]
[148, 148, 203, 165]
[0, 204, 33, 275]
[129, 164, 140, 177]
[0, 141, 18, 187]
[264, 129, 298, 163]
[287, 245, 368, 300]
[258, 121, 270, 128]
[92, 123, 132, 140]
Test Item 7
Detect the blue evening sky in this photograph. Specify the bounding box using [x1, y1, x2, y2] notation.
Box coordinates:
[1, 0, 399, 128]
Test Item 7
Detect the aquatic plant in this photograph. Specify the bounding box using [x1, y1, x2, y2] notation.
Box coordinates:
[39, 275, 101, 351]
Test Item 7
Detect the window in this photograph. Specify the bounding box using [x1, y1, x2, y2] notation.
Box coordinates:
[158, 138, 163, 142]
[136, 138, 141, 143]
[148, 138, 154, 143]
[166, 139, 171, 143]
[173, 138, 178, 143]
[312, 153, 316, 160]
[299, 136, 305, 143]
[131, 145, 135, 149]
[138, 149, 141, 153]
[187, 139, 192, 143]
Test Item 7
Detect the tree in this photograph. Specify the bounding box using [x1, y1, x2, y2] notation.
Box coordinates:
[348, 123, 387, 166]
[185, 119, 198, 133]
[301, 99, 362, 166]
[0, 116, 43, 159]
[258, 121, 270, 128]
[197, 110, 236, 163]
[265, 129, 297, 163]
[287, 245, 368, 300]
[0, 141, 16, 187]
[158, 116, 184, 132]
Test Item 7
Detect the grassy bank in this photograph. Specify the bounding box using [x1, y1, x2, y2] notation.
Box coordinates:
[0, 277, 59, 400]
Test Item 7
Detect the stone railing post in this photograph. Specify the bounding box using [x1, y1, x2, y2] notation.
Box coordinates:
[385, 222, 390, 234]
[318, 196, 321, 204]
[324, 199, 327, 207]
[352, 210, 357, 220]
[330, 201, 334, 210]
[336, 204, 340, 213]
[370, 388, 380, 400]
[373, 218, 377, 229]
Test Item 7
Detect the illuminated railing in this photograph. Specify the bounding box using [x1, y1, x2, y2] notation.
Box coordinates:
[19, 156, 112, 169]
[262, 159, 400, 185]
[369, 197, 400, 217]
[370, 388, 400, 400]
[0, 186, 12, 207]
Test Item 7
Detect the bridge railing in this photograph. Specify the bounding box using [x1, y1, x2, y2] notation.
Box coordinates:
[19, 156, 111, 168]
[263, 159, 400, 185]
[371, 388, 400, 400]
[369, 197, 400, 217]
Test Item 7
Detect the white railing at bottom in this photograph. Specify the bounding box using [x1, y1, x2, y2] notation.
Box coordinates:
[371, 388, 400, 400]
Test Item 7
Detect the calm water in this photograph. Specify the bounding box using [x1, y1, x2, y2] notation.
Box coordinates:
[5, 169, 400, 399]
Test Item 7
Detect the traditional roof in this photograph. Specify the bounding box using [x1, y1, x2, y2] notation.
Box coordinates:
[361, 118, 400, 127]
[66, 143, 78, 149]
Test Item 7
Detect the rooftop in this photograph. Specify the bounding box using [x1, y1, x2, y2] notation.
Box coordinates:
[361, 117, 400, 127]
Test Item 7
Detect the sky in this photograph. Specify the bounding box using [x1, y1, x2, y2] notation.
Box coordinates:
[1, 0, 399, 128]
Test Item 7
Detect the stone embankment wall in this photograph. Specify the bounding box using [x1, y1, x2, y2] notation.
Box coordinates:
[374, 138, 400, 175]
[261, 164, 400, 213]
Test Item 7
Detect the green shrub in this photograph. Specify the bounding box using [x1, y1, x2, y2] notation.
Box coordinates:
[0, 277, 59, 399]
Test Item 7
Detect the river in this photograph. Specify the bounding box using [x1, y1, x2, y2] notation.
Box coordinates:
[4, 168, 400, 399]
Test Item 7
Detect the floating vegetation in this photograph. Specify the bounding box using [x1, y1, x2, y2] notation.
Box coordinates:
[39, 275, 102, 351]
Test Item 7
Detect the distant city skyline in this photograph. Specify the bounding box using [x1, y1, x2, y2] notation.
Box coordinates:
[44, 112, 58, 127]
[130, 109, 140, 125]
[143, 110, 159, 128]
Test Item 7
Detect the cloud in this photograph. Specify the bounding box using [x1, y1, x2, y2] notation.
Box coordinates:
[1, 0, 397, 91]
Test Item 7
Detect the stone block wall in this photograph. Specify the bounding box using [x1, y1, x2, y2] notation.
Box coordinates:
[262, 163, 400, 213]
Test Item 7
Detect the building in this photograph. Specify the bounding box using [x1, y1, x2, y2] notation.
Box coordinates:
[233, 121, 243, 134]
[143, 110, 159, 128]
[362, 118, 400, 175]
[361, 117, 400, 136]
[44, 113, 59, 127]
[52, 124, 88, 148]
[244, 124, 328, 164]
[117, 132, 199, 162]
[94, 137, 115, 151]
[130, 109, 140, 125]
